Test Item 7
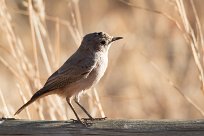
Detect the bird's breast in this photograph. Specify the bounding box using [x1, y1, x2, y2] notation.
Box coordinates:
[87, 53, 108, 85]
[93, 54, 108, 80]
[59, 53, 108, 98]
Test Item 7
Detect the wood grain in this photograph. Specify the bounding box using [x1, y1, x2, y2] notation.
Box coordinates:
[0, 119, 204, 136]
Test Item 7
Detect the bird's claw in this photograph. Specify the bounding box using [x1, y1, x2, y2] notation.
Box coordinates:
[82, 117, 107, 121]
[70, 119, 92, 127]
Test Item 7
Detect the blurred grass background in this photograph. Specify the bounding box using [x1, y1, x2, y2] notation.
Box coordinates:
[0, 0, 204, 120]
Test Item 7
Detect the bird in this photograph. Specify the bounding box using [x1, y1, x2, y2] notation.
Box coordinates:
[14, 32, 123, 123]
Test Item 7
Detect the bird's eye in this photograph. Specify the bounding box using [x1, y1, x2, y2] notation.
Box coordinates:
[100, 40, 106, 45]
[97, 32, 102, 36]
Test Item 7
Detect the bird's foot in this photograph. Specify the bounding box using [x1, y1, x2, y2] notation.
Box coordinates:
[82, 117, 107, 121]
[70, 119, 80, 123]
[1, 117, 16, 120]
[70, 119, 92, 127]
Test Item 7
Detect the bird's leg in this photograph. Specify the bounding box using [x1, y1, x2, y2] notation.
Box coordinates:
[66, 97, 83, 124]
[74, 96, 93, 119]
[74, 96, 107, 121]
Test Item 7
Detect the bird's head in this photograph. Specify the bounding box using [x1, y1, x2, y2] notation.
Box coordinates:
[80, 32, 123, 53]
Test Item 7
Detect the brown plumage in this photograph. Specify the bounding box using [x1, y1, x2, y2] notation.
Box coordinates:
[15, 32, 123, 122]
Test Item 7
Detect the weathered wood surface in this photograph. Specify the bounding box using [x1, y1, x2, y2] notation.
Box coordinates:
[0, 119, 204, 136]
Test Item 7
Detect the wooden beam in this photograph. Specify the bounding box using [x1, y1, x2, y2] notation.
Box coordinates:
[0, 119, 204, 135]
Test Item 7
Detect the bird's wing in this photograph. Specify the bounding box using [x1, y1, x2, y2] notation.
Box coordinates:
[14, 56, 97, 115]
[42, 57, 96, 91]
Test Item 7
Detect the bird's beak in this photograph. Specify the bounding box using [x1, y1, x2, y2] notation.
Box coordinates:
[111, 36, 123, 43]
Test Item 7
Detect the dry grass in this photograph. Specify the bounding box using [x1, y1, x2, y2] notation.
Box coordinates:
[0, 0, 204, 120]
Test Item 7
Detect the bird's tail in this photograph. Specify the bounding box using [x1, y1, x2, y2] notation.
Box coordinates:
[14, 88, 48, 115]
